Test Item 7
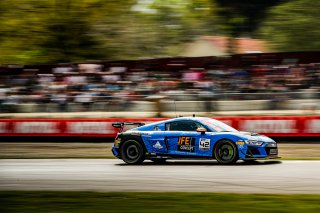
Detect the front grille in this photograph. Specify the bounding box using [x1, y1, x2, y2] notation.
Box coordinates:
[246, 147, 260, 156]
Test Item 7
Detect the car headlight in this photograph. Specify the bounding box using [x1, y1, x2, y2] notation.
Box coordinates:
[245, 140, 263, 146]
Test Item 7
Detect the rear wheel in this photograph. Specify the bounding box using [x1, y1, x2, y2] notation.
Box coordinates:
[121, 140, 145, 164]
[214, 140, 238, 164]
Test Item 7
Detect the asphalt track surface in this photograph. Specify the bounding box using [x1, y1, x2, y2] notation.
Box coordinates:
[1, 159, 320, 194]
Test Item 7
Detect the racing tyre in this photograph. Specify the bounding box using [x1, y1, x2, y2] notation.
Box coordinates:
[121, 140, 145, 164]
[151, 159, 167, 164]
[214, 140, 238, 164]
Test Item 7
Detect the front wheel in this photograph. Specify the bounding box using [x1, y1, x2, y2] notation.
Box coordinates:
[214, 140, 238, 164]
[121, 140, 145, 164]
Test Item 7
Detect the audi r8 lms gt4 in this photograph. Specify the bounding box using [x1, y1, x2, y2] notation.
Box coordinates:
[111, 117, 279, 165]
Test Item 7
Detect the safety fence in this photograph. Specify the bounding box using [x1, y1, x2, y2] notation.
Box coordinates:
[0, 116, 319, 138]
[1, 97, 319, 114]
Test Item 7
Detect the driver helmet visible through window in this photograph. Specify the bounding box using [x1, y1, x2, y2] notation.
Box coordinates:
[166, 121, 205, 131]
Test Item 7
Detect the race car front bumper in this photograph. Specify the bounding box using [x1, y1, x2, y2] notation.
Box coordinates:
[243, 143, 279, 159]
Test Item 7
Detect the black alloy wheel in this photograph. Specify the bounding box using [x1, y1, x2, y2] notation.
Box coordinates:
[214, 140, 238, 164]
[121, 140, 145, 164]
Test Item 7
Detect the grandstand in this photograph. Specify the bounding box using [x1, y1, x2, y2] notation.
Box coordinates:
[0, 51, 319, 114]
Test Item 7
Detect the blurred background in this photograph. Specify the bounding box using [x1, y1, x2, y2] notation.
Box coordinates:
[0, 2, 320, 212]
[0, 0, 319, 115]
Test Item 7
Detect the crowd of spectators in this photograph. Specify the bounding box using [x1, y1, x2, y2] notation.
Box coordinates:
[0, 61, 319, 112]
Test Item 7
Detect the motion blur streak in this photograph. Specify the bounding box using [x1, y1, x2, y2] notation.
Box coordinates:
[1, 159, 320, 194]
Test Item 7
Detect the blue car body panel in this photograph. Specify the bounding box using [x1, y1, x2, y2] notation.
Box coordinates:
[112, 117, 279, 160]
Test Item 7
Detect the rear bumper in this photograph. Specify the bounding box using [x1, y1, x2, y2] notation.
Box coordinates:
[111, 147, 120, 159]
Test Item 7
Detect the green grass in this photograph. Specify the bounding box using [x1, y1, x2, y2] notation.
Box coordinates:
[0, 191, 320, 213]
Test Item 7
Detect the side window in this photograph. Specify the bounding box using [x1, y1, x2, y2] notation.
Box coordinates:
[166, 121, 205, 131]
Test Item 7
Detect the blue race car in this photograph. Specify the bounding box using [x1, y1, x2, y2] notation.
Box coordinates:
[111, 117, 279, 165]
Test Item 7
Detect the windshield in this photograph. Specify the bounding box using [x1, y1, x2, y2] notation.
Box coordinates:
[201, 118, 238, 132]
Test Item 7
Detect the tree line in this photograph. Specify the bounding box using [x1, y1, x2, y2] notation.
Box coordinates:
[0, 0, 318, 64]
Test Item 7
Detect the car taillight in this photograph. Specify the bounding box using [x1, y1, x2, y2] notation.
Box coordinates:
[114, 134, 121, 148]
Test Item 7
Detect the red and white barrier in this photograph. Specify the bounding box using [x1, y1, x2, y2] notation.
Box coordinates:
[0, 116, 319, 137]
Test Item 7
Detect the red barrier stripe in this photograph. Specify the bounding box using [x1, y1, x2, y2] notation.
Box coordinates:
[0, 116, 319, 137]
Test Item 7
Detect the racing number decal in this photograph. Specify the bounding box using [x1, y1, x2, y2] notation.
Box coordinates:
[199, 138, 210, 151]
[177, 136, 195, 152]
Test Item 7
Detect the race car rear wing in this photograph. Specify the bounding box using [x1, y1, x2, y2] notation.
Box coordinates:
[112, 122, 145, 132]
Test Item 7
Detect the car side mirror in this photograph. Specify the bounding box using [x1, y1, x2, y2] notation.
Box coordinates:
[196, 127, 206, 135]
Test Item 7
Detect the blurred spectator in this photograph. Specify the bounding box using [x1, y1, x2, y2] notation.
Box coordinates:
[109, 66, 126, 73]
[2, 91, 20, 113]
[0, 86, 7, 111]
[0, 60, 319, 113]
[51, 90, 68, 112]
[78, 64, 103, 73]
[74, 89, 95, 111]
[53, 66, 74, 74]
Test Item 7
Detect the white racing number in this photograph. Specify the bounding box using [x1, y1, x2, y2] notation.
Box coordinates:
[199, 138, 210, 151]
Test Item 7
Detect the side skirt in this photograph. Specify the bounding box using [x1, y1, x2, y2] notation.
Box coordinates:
[146, 153, 213, 160]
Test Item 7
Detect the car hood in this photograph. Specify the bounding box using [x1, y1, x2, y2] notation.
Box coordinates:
[214, 131, 275, 143]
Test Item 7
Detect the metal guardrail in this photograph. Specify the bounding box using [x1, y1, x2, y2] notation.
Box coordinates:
[1, 91, 319, 113]
[4, 91, 319, 101]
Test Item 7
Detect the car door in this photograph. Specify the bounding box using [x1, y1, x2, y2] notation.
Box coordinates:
[145, 124, 168, 154]
[164, 120, 212, 157]
[148, 131, 168, 154]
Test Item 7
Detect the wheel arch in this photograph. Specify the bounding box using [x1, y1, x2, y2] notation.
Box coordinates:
[120, 135, 147, 153]
[119, 135, 147, 164]
[212, 138, 237, 158]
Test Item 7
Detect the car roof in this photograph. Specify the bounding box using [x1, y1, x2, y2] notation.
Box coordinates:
[138, 117, 210, 129]
[166, 117, 208, 122]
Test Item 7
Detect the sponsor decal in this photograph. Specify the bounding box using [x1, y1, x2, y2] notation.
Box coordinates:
[199, 138, 210, 151]
[177, 136, 195, 152]
[305, 119, 320, 133]
[15, 122, 58, 134]
[67, 122, 112, 134]
[141, 132, 151, 135]
[236, 140, 245, 148]
[129, 131, 141, 136]
[153, 141, 163, 149]
[0, 122, 7, 134]
[236, 140, 245, 145]
[240, 120, 297, 133]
